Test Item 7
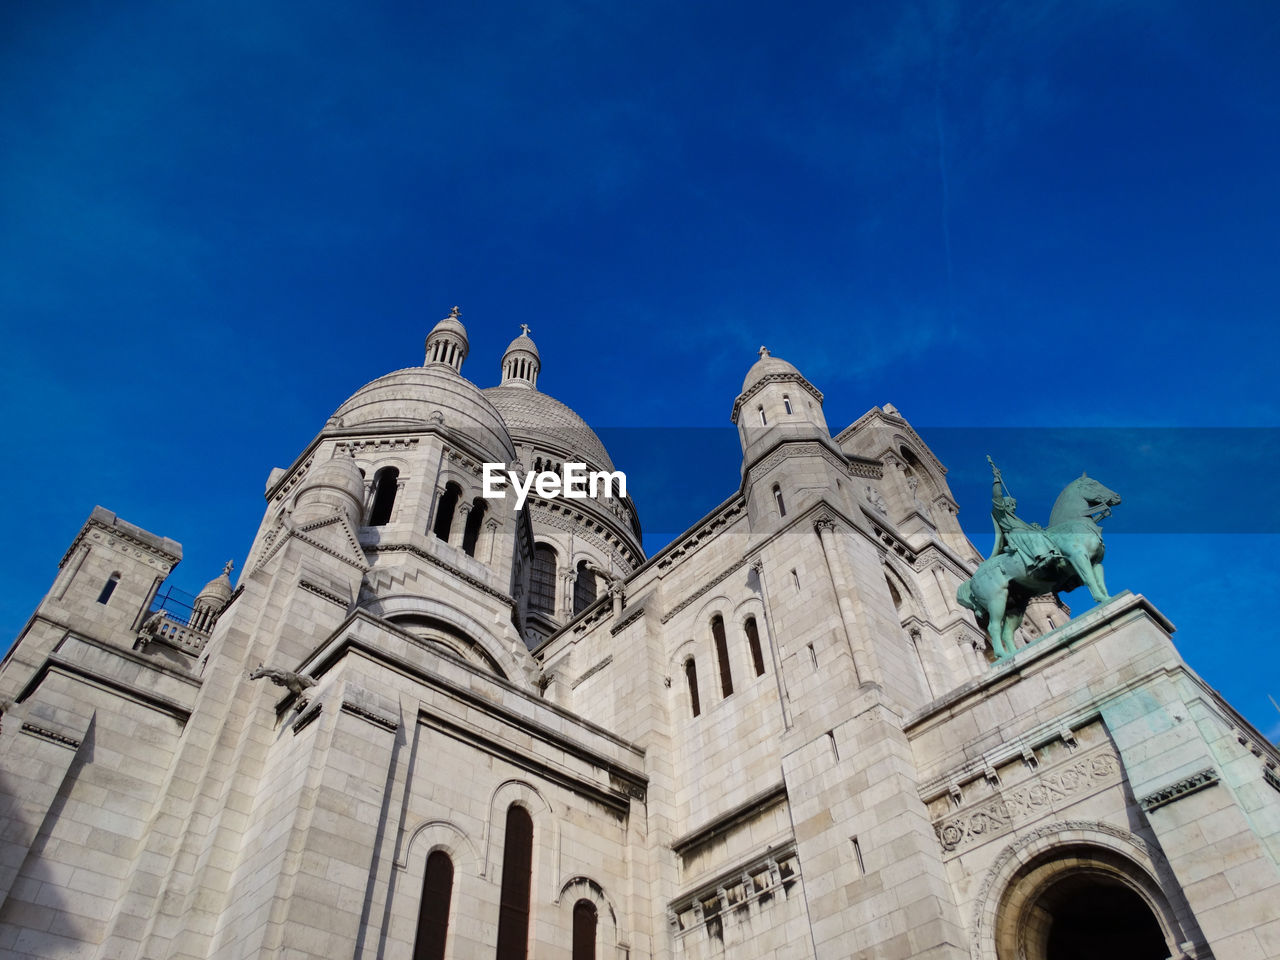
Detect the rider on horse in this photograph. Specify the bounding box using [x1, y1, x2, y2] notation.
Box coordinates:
[989, 458, 1061, 578]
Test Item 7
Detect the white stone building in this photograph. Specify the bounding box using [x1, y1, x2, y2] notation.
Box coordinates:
[1, 313, 1277, 960]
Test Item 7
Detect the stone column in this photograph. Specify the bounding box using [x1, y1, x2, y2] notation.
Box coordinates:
[448, 503, 470, 549]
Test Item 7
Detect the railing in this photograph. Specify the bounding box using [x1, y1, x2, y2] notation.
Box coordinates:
[150, 585, 199, 625]
[144, 611, 210, 656]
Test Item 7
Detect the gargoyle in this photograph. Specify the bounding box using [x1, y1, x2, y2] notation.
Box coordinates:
[248, 663, 317, 697]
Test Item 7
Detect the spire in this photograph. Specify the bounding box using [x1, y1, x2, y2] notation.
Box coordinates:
[500, 324, 541, 388]
[424, 306, 469, 373]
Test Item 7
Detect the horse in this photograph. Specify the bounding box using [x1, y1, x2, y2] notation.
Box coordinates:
[957, 473, 1121, 659]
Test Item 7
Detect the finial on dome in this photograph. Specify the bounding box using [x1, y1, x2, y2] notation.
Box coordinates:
[501, 324, 541, 388]
[759, 345, 770, 359]
[425, 306, 469, 372]
[222, 559, 234, 577]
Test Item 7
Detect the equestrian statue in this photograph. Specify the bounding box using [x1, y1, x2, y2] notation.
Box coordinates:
[957, 458, 1122, 660]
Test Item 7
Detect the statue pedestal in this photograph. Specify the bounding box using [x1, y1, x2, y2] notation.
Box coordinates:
[903, 592, 1280, 960]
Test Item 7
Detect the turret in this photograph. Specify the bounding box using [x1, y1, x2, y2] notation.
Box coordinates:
[731, 346, 835, 469]
[291, 449, 366, 526]
[424, 306, 469, 373]
[499, 324, 541, 388]
[190, 560, 234, 632]
[731, 347, 852, 532]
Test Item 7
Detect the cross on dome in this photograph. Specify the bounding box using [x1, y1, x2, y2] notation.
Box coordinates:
[759, 345, 770, 359]
[520, 323, 531, 336]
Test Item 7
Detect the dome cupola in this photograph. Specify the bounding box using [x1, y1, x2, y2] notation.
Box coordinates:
[191, 560, 235, 631]
[500, 324, 541, 388]
[424, 306, 469, 373]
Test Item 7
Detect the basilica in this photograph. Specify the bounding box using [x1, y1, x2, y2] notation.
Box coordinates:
[0, 312, 1276, 960]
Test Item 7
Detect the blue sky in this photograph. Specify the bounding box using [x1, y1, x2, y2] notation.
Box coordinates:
[2, 1, 1278, 737]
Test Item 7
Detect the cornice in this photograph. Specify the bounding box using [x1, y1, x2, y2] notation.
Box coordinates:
[60, 511, 182, 571]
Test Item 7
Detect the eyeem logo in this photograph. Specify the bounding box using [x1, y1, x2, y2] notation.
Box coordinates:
[483, 463, 627, 510]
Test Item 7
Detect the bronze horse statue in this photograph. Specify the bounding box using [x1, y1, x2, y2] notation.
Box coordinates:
[957, 472, 1121, 660]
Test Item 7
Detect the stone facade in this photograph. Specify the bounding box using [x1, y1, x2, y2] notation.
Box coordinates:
[1, 317, 1277, 960]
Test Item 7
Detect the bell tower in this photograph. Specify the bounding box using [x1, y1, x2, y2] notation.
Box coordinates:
[732, 346, 851, 529]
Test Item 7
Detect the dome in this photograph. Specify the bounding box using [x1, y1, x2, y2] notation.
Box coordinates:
[741, 352, 803, 393]
[483, 384, 615, 472]
[195, 562, 234, 607]
[430, 316, 468, 342]
[504, 333, 539, 359]
[293, 450, 367, 525]
[304, 451, 365, 494]
[331, 367, 516, 463]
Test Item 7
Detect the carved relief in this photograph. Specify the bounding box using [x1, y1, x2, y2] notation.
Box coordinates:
[935, 744, 1120, 856]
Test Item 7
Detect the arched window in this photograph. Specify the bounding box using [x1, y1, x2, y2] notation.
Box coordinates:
[97, 573, 120, 605]
[744, 616, 766, 676]
[783, 394, 793, 415]
[529, 544, 558, 615]
[573, 560, 597, 615]
[773, 484, 786, 517]
[495, 805, 533, 960]
[368, 467, 400, 527]
[413, 850, 453, 960]
[684, 657, 701, 718]
[572, 899, 597, 960]
[712, 615, 733, 697]
[433, 482, 462, 541]
[462, 497, 487, 556]
[758, 405, 767, 426]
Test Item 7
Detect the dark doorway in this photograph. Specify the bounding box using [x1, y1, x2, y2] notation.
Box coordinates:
[1043, 875, 1166, 960]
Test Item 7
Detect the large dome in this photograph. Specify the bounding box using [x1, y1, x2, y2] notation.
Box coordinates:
[483, 384, 614, 472]
[331, 367, 515, 462]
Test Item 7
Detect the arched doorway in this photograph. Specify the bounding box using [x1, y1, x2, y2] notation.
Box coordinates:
[1029, 872, 1167, 960]
[993, 845, 1175, 960]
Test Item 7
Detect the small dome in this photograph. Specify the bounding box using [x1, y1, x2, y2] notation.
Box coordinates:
[742, 350, 803, 393]
[293, 451, 367, 526]
[302, 451, 366, 501]
[504, 332, 539, 359]
[430, 308, 471, 345]
[430, 316, 468, 343]
[195, 561, 234, 608]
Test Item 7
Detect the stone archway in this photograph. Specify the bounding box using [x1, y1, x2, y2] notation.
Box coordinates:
[1030, 872, 1166, 959]
[992, 845, 1175, 960]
